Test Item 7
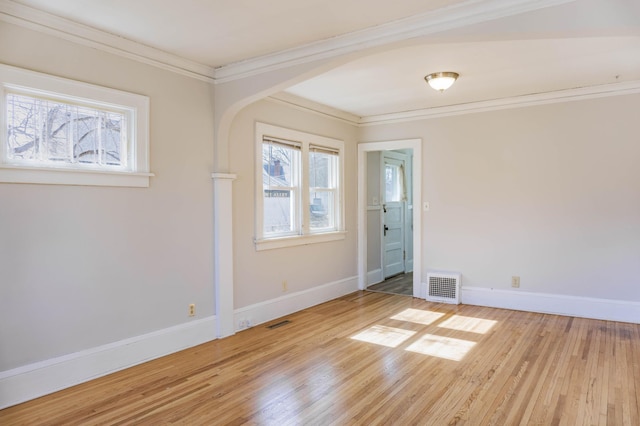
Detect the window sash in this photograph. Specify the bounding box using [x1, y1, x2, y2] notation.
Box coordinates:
[255, 122, 344, 247]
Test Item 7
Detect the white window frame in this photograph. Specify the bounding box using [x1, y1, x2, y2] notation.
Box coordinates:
[0, 64, 152, 187]
[255, 122, 346, 251]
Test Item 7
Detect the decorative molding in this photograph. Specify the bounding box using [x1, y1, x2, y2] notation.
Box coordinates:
[234, 276, 359, 331]
[367, 269, 384, 286]
[359, 80, 640, 126]
[0, 316, 217, 410]
[214, 0, 576, 83]
[211, 173, 238, 180]
[0, 0, 215, 82]
[212, 174, 236, 338]
[267, 93, 360, 125]
[461, 286, 640, 324]
[0, 0, 575, 84]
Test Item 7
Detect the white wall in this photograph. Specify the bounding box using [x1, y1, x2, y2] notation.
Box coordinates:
[0, 23, 215, 372]
[360, 94, 640, 303]
[228, 99, 358, 309]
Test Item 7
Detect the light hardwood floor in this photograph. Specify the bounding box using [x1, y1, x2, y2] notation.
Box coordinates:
[2, 291, 639, 425]
[368, 273, 413, 296]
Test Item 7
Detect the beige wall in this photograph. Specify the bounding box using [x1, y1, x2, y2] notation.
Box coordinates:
[229, 99, 358, 308]
[0, 23, 215, 370]
[360, 94, 640, 301]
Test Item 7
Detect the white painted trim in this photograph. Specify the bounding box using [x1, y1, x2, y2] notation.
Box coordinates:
[255, 231, 347, 251]
[0, 316, 217, 409]
[358, 139, 422, 297]
[214, 0, 576, 82]
[234, 276, 359, 331]
[212, 172, 238, 180]
[0, 0, 215, 82]
[212, 173, 236, 338]
[267, 93, 360, 126]
[0, 0, 575, 84]
[367, 269, 384, 286]
[0, 166, 153, 187]
[405, 260, 414, 274]
[359, 81, 640, 126]
[461, 287, 640, 324]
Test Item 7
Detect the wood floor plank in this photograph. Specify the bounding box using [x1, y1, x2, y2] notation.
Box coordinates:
[1, 291, 639, 425]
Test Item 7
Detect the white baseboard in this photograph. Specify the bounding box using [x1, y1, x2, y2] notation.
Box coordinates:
[367, 269, 383, 286]
[461, 286, 640, 324]
[0, 316, 217, 409]
[235, 275, 359, 331]
[405, 260, 413, 273]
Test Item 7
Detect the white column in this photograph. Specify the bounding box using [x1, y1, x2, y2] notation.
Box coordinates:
[212, 173, 237, 338]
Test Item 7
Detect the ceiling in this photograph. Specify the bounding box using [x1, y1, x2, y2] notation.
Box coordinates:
[5, 0, 640, 118]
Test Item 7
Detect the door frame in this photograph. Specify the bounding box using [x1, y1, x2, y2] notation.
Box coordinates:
[358, 139, 422, 298]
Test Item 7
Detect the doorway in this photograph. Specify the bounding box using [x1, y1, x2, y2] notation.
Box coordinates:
[357, 139, 422, 298]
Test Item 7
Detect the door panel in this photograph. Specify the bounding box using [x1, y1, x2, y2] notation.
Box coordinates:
[383, 156, 405, 278]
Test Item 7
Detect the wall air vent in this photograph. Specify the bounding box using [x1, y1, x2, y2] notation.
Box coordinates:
[426, 272, 461, 304]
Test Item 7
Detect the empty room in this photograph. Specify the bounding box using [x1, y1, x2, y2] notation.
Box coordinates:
[0, 0, 639, 424]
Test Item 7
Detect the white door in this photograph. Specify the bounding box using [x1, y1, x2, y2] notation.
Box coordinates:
[383, 157, 405, 278]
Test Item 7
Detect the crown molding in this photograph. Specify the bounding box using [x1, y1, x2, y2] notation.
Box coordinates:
[213, 0, 576, 83]
[358, 80, 640, 126]
[0, 0, 215, 82]
[268, 92, 360, 125]
[0, 0, 576, 85]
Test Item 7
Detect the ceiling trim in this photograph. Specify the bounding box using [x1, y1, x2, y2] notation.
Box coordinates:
[0, 0, 575, 85]
[0, 0, 216, 82]
[213, 0, 576, 83]
[358, 81, 640, 126]
[268, 93, 360, 125]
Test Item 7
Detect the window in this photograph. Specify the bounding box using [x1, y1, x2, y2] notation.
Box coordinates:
[256, 122, 345, 250]
[0, 64, 151, 187]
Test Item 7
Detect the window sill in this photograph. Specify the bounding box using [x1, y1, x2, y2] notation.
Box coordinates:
[0, 165, 154, 187]
[255, 231, 347, 251]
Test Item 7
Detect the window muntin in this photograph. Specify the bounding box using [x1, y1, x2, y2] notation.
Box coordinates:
[0, 64, 151, 187]
[256, 123, 344, 249]
[7, 92, 128, 170]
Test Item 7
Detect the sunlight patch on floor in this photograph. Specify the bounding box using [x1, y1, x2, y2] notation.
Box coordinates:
[405, 334, 476, 361]
[438, 315, 497, 334]
[390, 308, 445, 325]
[351, 325, 417, 348]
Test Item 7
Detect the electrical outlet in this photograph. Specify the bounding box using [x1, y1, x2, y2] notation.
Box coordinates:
[282, 280, 288, 292]
[511, 276, 520, 288]
[189, 303, 196, 316]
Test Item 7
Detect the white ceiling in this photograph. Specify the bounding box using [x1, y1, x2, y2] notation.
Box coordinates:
[6, 0, 640, 118]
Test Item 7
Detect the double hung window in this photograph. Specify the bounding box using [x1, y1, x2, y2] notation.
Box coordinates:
[256, 122, 345, 250]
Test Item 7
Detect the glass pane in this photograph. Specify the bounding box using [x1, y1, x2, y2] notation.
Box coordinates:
[263, 189, 296, 234]
[262, 142, 299, 235]
[310, 190, 335, 231]
[310, 151, 335, 188]
[385, 164, 401, 202]
[6, 93, 124, 167]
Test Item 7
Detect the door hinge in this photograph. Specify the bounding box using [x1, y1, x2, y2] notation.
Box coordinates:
[403, 250, 406, 260]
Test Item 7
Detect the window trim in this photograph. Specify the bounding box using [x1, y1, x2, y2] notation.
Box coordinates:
[255, 122, 345, 251]
[0, 64, 152, 187]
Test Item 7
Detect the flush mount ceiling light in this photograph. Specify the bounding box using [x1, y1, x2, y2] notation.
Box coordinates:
[424, 72, 459, 92]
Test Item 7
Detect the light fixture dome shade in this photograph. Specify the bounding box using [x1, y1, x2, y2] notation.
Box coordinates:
[425, 72, 459, 92]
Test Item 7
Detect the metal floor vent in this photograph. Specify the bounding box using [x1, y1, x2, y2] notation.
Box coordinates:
[266, 320, 291, 329]
[426, 272, 461, 304]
